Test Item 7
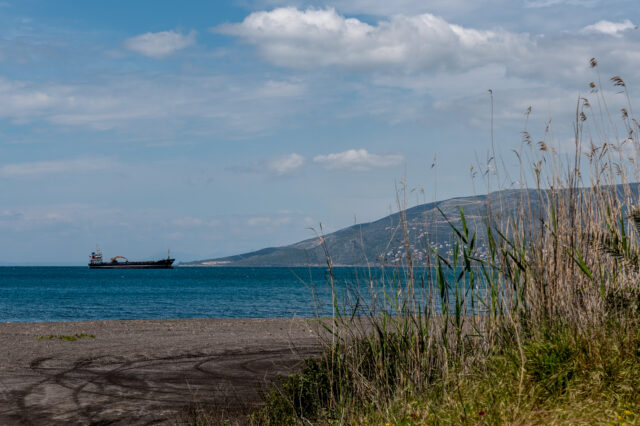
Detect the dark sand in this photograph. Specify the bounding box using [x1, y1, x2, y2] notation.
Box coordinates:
[0, 318, 323, 425]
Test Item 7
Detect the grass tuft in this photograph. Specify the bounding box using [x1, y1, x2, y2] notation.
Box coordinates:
[37, 333, 95, 341]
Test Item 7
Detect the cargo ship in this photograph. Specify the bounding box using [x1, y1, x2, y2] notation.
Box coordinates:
[89, 247, 175, 269]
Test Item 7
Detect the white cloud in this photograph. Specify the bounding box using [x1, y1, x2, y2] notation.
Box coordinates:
[525, 0, 598, 7]
[248, 0, 492, 17]
[266, 153, 306, 175]
[247, 216, 272, 226]
[255, 80, 307, 97]
[0, 74, 315, 136]
[313, 149, 403, 171]
[216, 7, 531, 72]
[0, 204, 124, 230]
[217, 7, 640, 89]
[0, 157, 115, 178]
[171, 217, 220, 227]
[247, 216, 292, 226]
[124, 30, 196, 58]
[581, 19, 636, 37]
[2, 9, 640, 148]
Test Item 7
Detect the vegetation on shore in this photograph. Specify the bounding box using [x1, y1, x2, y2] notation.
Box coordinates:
[192, 60, 640, 425]
[37, 333, 95, 341]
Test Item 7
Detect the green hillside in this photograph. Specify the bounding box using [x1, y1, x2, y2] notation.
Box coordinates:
[181, 188, 545, 266]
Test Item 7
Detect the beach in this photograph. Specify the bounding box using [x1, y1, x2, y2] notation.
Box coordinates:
[0, 318, 323, 424]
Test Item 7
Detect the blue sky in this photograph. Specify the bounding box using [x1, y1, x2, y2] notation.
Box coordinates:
[0, 0, 638, 264]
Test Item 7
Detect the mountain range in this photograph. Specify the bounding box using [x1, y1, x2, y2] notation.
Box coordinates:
[181, 188, 548, 267]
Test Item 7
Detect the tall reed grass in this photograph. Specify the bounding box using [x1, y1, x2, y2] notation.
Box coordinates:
[251, 60, 640, 424]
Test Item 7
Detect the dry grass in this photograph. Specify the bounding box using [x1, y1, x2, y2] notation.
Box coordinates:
[244, 61, 640, 425]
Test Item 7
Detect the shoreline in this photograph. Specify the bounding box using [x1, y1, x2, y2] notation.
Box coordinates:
[0, 316, 321, 324]
[0, 317, 324, 424]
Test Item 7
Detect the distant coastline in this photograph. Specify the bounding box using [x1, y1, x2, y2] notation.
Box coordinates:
[184, 184, 637, 268]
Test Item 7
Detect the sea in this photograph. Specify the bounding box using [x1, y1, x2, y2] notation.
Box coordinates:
[0, 266, 432, 323]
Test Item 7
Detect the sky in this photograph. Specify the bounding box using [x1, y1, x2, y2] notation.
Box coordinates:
[0, 0, 639, 264]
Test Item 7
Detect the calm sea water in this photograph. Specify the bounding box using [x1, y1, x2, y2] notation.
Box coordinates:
[0, 266, 395, 323]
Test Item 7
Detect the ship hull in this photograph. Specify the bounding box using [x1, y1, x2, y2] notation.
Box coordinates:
[89, 259, 175, 269]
